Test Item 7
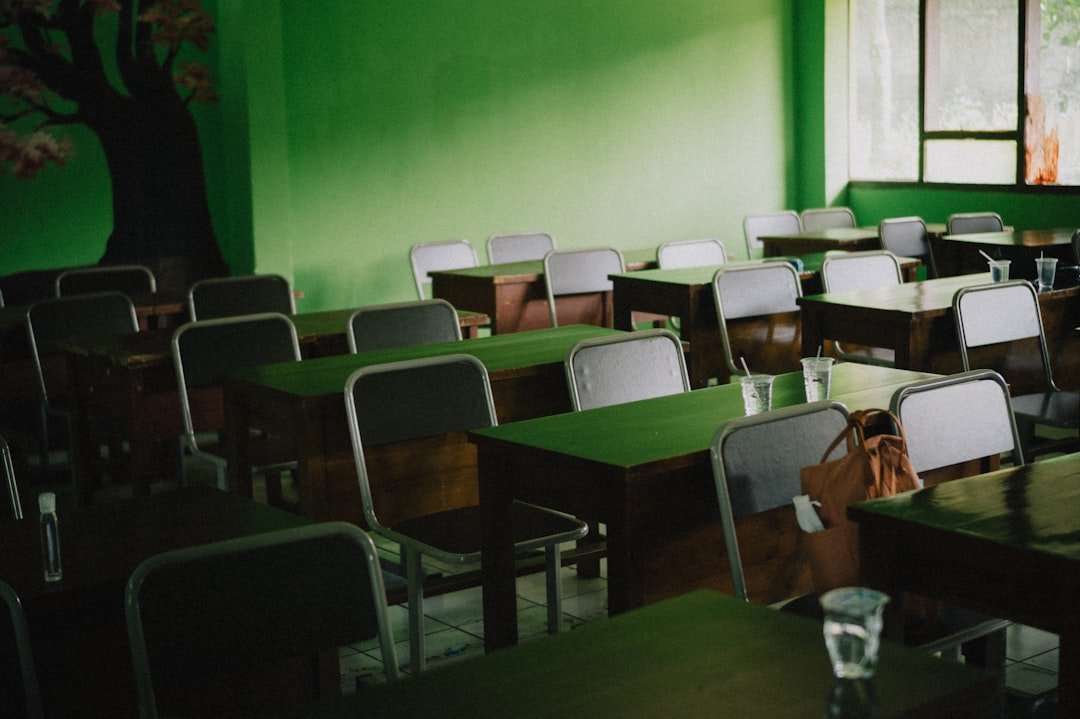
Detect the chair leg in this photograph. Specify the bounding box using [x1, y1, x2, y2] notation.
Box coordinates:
[405, 546, 426, 674]
[545, 544, 563, 634]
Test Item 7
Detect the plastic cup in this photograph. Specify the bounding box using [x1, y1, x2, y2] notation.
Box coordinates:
[739, 374, 774, 416]
[1035, 257, 1058, 291]
[801, 357, 834, 402]
[820, 587, 890, 680]
[988, 259, 1010, 283]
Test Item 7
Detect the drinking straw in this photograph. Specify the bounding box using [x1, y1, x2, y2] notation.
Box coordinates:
[978, 249, 995, 264]
[740, 357, 751, 376]
[816, 345, 822, 359]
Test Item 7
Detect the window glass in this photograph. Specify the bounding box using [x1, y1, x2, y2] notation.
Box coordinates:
[924, 139, 1018, 183]
[1030, 0, 1080, 184]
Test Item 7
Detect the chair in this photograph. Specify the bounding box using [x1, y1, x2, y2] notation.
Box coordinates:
[820, 251, 904, 366]
[743, 210, 801, 259]
[0, 581, 42, 719]
[409, 240, 478, 300]
[712, 262, 802, 381]
[800, 207, 856, 232]
[565, 329, 689, 411]
[542, 247, 624, 327]
[486, 232, 555, 265]
[187, 274, 295, 321]
[1, 435, 24, 520]
[25, 292, 139, 470]
[1073, 228, 1079, 263]
[952, 281, 1079, 459]
[656, 239, 727, 269]
[171, 313, 301, 493]
[347, 299, 461, 353]
[879, 216, 938, 278]
[343, 354, 587, 674]
[946, 212, 1004, 235]
[711, 401, 851, 603]
[54, 264, 156, 297]
[125, 523, 399, 718]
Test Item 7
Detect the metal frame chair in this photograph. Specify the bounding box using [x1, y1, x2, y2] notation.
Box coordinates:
[171, 313, 301, 492]
[879, 216, 938, 278]
[0, 581, 42, 719]
[820, 251, 904, 367]
[486, 232, 555, 265]
[54, 264, 156, 297]
[742, 210, 801, 258]
[410, 239, 478, 300]
[800, 207, 856, 232]
[542, 247, 624, 327]
[1072, 228, 1079, 264]
[1, 435, 23, 520]
[656, 238, 727, 269]
[347, 299, 461, 353]
[711, 262, 802, 378]
[125, 523, 399, 719]
[946, 212, 1004, 235]
[952, 281, 1078, 458]
[564, 328, 689, 411]
[343, 354, 587, 674]
[187, 274, 295, 321]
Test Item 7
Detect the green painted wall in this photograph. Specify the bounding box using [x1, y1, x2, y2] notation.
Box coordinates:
[849, 185, 1080, 230]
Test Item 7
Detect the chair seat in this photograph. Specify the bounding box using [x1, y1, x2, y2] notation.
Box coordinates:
[1011, 390, 1079, 428]
[389, 502, 587, 562]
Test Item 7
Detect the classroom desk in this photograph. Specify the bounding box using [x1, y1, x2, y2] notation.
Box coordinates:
[610, 256, 921, 388]
[473, 362, 935, 650]
[931, 228, 1076, 280]
[430, 248, 657, 335]
[223, 325, 621, 522]
[66, 309, 488, 504]
[851, 453, 1080, 717]
[798, 273, 1080, 393]
[286, 589, 997, 719]
[759, 223, 950, 259]
[0, 486, 312, 719]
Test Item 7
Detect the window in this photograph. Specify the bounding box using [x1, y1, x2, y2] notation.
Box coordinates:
[849, 0, 1080, 186]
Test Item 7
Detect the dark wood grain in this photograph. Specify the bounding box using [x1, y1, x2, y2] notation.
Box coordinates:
[932, 229, 1075, 279]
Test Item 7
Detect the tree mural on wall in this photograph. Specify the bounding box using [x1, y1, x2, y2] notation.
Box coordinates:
[0, 0, 226, 283]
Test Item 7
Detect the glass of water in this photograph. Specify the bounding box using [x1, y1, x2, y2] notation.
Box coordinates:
[820, 587, 890, 680]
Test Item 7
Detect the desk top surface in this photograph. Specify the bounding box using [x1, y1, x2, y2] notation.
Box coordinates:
[610, 255, 920, 288]
[759, 227, 880, 243]
[470, 363, 932, 470]
[286, 589, 994, 719]
[850, 453, 1080, 564]
[939, 228, 1075, 247]
[427, 247, 658, 281]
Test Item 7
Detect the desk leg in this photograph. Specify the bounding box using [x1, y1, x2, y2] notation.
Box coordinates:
[1060, 575, 1080, 717]
[613, 288, 635, 332]
[604, 495, 645, 616]
[223, 383, 254, 498]
[801, 307, 826, 362]
[479, 446, 519, 651]
[69, 363, 97, 508]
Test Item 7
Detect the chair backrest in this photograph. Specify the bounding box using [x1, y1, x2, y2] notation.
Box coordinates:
[656, 239, 727, 269]
[1, 435, 23, 520]
[26, 292, 139, 409]
[952, 280, 1057, 393]
[347, 299, 461, 353]
[54, 264, 156, 297]
[820, 251, 904, 293]
[743, 211, 801, 257]
[542, 247, 625, 327]
[172, 314, 301, 440]
[486, 232, 555, 265]
[890, 370, 1024, 476]
[946, 212, 1004, 235]
[800, 207, 856, 232]
[410, 240, 479, 299]
[711, 401, 850, 602]
[878, 216, 934, 272]
[187, 274, 295, 322]
[344, 354, 496, 531]
[712, 263, 803, 378]
[565, 329, 690, 411]
[125, 523, 398, 719]
[0, 581, 41, 719]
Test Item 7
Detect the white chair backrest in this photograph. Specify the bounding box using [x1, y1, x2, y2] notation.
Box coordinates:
[187, 274, 295, 321]
[543, 247, 624, 327]
[878, 216, 930, 259]
[713, 262, 801, 320]
[800, 207, 856, 232]
[347, 299, 461, 353]
[743, 211, 801, 257]
[409, 240, 478, 299]
[565, 329, 689, 411]
[890, 370, 1024, 474]
[946, 212, 1004, 235]
[486, 232, 555, 265]
[821, 251, 903, 294]
[55, 264, 156, 297]
[657, 239, 727, 269]
[953, 281, 1042, 348]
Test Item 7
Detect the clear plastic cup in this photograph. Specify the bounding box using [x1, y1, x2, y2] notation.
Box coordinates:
[820, 587, 890, 680]
[1035, 257, 1058, 291]
[988, 259, 1010, 283]
[801, 357, 834, 402]
[739, 374, 774, 416]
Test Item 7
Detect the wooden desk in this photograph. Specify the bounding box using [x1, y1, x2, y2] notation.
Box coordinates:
[224, 325, 621, 522]
[611, 256, 921, 388]
[798, 273, 1080, 393]
[473, 363, 935, 649]
[760, 223, 950, 259]
[0, 486, 311, 718]
[430, 248, 656, 335]
[287, 590, 997, 719]
[851, 453, 1080, 717]
[932, 228, 1076, 280]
